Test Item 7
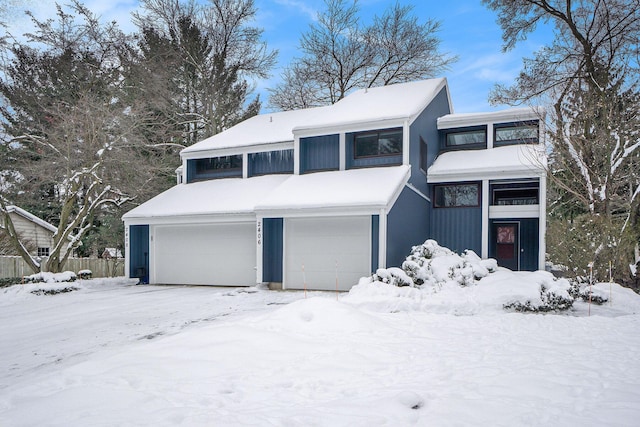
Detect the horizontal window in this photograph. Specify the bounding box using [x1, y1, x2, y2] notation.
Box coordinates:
[195, 155, 242, 174]
[434, 183, 480, 208]
[442, 126, 487, 150]
[494, 121, 539, 145]
[354, 128, 402, 159]
[491, 180, 539, 205]
[37, 247, 50, 257]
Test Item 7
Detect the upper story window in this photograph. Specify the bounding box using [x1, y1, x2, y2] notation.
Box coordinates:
[491, 180, 539, 205]
[354, 128, 402, 158]
[442, 126, 487, 150]
[434, 183, 480, 208]
[37, 247, 50, 257]
[188, 155, 243, 182]
[494, 121, 539, 146]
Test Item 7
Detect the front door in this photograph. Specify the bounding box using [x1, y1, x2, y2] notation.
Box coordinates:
[493, 222, 519, 271]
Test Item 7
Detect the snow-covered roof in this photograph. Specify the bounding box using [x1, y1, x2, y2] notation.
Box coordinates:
[181, 78, 449, 155]
[255, 166, 410, 213]
[181, 107, 330, 155]
[6, 205, 57, 233]
[293, 78, 449, 133]
[437, 107, 543, 129]
[122, 175, 290, 220]
[123, 166, 410, 221]
[427, 145, 546, 183]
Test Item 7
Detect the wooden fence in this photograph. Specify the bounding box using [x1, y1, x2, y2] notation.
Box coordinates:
[0, 256, 124, 279]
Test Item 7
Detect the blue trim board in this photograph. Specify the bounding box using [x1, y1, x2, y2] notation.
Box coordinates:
[262, 218, 283, 282]
[129, 225, 149, 283]
[371, 215, 379, 272]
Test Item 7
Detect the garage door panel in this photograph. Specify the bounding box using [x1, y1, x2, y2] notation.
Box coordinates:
[154, 223, 256, 286]
[285, 217, 370, 291]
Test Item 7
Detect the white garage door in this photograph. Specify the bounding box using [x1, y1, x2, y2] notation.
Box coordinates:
[153, 222, 256, 286]
[285, 216, 371, 291]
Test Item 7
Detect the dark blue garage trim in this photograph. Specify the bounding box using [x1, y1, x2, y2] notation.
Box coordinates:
[129, 225, 149, 283]
[371, 215, 379, 273]
[262, 218, 283, 282]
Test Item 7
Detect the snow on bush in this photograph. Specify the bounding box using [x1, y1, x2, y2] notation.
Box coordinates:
[20, 271, 80, 296]
[78, 270, 93, 280]
[353, 240, 575, 313]
[373, 240, 496, 289]
[24, 271, 77, 284]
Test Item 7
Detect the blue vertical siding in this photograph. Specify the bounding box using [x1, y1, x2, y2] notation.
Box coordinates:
[262, 218, 283, 282]
[129, 225, 149, 283]
[387, 186, 430, 268]
[300, 134, 339, 173]
[371, 215, 379, 272]
[409, 86, 452, 194]
[430, 205, 482, 255]
[249, 149, 294, 177]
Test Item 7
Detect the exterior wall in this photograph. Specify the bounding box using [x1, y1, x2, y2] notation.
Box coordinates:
[3, 212, 55, 256]
[248, 150, 294, 177]
[299, 134, 339, 173]
[430, 195, 483, 255]
[411, 86, 453, 194]
[386, 186, 430, 268]
[262, 218, 283, 282]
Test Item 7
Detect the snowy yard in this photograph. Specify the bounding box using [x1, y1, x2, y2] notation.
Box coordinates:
[1, 273, 639, 426]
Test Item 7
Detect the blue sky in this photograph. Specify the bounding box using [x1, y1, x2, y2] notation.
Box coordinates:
[6, 0, 554, 113]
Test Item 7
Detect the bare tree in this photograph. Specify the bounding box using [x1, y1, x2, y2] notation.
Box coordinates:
[484, 0, 640, 282]
[269, 0, 456, 110]
[133, 0, 277, 144]
[0, 2, 155, 272]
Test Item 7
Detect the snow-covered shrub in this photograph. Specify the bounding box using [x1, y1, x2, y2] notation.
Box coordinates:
[0, 277, 22, 288]
[23, 271, 77, 284]
[372, 267, 413, 287]
[503, 274, 574, 312]
[371, 240, 497, 290]
[78, 270, 92, 280]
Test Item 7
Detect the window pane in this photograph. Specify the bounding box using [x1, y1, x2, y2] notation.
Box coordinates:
[446, 130, 485, 146]
[354, 134, 379, 157]
[435, 184, 479, 207]
[495, 125, 538, 143]
[378, 131, 402, 155]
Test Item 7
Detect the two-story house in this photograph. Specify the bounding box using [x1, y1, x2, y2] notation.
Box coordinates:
[122, 78, 546, 290]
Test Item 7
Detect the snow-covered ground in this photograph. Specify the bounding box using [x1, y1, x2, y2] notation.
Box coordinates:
[1, 273, 639, 426]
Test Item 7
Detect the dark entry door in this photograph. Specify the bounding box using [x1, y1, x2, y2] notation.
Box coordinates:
[493, 222, 519, 271]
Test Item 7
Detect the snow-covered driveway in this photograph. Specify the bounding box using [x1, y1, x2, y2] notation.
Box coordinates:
[1, 277, 639, 426]
[0, 279, 310, 390]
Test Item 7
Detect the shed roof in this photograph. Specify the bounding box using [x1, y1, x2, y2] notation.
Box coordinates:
[122, 175, 289, 220]
[123, 166, 410, 221]
[427, 145, 546, 183]
[181, 78, 449, 155]
[255, 165, 410, 212]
